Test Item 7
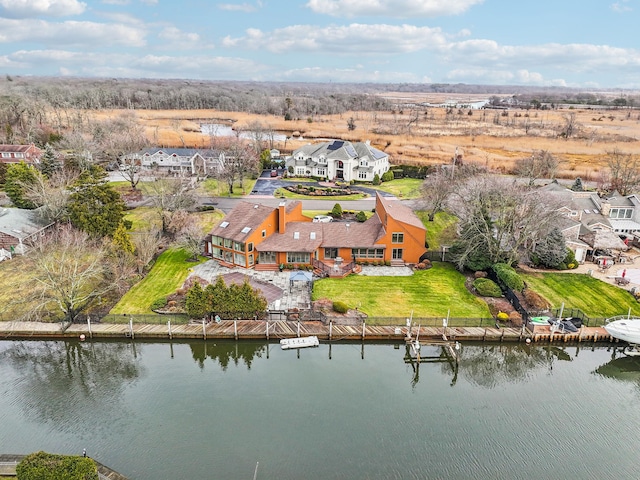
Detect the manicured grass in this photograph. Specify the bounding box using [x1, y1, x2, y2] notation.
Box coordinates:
[416, 210, 459, 250]
[367, 178, 423, 199]
[275, 187, 368, 201]
[124, 206, 162, 231]
[312, 262, 490, 321]
[281, 177, 317, 183]
[110, 248, 206, 315]
[198, 178, 257, 197]
[522, 271, 640, 319]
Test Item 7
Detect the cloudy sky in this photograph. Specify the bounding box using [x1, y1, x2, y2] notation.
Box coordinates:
[0, 0, 639, 87]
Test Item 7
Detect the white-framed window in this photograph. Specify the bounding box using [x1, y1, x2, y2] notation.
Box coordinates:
[352, 248, 384, 258]
[358, 172, 368, 179]
[261, 229, 266, 238]
[287, 252, 310, 263]
[234, 252, 246, 266]
[392, 232, 404, 243]
[392, 248, 403, 260]
[14, 153, 23, 158]
[296, 167, 306, 175]
[248, 242, 254, 252]
[610, 208, 633, 219]
[317, 168, 326, 176]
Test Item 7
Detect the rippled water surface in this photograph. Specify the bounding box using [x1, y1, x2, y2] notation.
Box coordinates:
[1, 340, 639, 480]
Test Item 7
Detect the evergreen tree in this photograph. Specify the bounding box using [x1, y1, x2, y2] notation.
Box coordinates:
[4, 161, 40, 209]
[185, 281, 209, 319]
[372, 173, 381, 185]
[111, 222, 134, 254]
[571, 177, 584, 191]
[67, 165, 125, 238]
[331, 203, 343, 218]
[532, 227, 568, 268]
[39, 143, 62, 177]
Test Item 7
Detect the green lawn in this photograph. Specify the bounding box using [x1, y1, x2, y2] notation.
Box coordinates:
[110, 248, 205, 315]
[522, 272, 640, 319]
[312, 262, 490, 321]
[367, 178, 423, 199]
[416, 210, 459, 250]
[198, 178, 257, 197]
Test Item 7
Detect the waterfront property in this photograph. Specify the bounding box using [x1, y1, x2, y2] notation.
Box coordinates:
[285, 139, 390, 182]
[0, 207, 55, 253]
[204, 192, 427, 273]
[121, 147, 224, 176]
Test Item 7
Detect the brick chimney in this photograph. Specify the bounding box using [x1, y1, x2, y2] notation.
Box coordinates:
[278, 201, 286, 233]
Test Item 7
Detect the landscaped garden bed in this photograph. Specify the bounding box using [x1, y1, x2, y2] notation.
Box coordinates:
[285, 184, 362, 196]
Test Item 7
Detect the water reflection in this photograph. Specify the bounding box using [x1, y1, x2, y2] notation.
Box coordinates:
[189, 340, 267, 370]
[594, 349, 640, 389]
[0, 340, 142, 435]
[455, 343, 574, 389]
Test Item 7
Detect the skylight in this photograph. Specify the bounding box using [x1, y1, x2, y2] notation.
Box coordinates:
[294, 232, 300, 239]
[220, 221, 229, 228]
[241, 227, 251, 234]
[310, 232, 316, 239]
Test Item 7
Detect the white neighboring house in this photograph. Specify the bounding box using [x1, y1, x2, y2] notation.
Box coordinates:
[122, 148, 225, 176]
[0, 207, 55, 255]
[285, 140, 390, 182]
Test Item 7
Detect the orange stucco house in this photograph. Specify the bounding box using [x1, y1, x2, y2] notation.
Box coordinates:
[204, 192, 427, 275]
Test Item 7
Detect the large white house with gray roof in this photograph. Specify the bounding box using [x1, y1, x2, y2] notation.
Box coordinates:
[122, 148, 224, 176]
[285, 140, 390, 182]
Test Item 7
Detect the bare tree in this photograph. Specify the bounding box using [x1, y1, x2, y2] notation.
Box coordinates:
[448, 176, 562, 270]
[513, 150, 559, 186]
[421, 169, 457, 222]
[18, 226, 129, 323]
[23, 169, 77, 224]
[146, 175, 198, 235]
[217, 138, 259, 194]
[172, 212, 205, 261]
[606, 147, 640, 195]
[131, 228, 162, 274]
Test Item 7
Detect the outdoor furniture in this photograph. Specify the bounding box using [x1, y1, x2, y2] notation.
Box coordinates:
[615, 277, 630, 285]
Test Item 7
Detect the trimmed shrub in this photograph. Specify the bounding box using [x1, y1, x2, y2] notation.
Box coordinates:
[331, 203, 343, 218]
[16, 451, 98, 480]
[473, 278, 502, 297]
[355, 211, 367, 222]
[333, 301, 349, 314]
[372, 173, 381, 185]
[150, 296, 167, 310]
[492, 263, 525, 292]
[381, 170, 394, 182]
[496, 311, 510, 321]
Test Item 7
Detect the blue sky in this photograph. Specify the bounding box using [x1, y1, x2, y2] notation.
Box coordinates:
[0, 0, 639, 87]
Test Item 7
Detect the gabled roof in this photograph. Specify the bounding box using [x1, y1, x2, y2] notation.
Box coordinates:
[256, 222, 323, 252]
[209, 202, 275, 243]
[293, 140, 388, 162]
[0, 144, 39, 154]
[0, 207, 51, 240]
[581, 229, 629, 251]
[376, 194, 425, 230]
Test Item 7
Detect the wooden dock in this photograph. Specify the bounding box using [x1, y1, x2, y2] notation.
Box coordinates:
[0, 320, 617, 345]
[0, 454, 128, 480]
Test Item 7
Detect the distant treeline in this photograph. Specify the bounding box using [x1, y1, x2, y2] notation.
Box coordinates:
[0, 76, 390, 115]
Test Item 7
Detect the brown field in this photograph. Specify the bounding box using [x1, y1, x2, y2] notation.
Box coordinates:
[91, 97, 640, 181]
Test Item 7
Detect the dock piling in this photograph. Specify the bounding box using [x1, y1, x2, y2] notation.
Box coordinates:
[168, 320, 172, 339]
[87, 316, 92, 339]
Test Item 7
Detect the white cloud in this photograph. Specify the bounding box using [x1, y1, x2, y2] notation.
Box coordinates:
[218, 1, 263, 12]
[3, 49, 269, 80]
[224, 24, 447, 54]
[0, 0, 86, 18]
[306, 0, 483, 18]
[101, 0, 129, 5]
[611, 1, 632, 13]
[0, 18, 147, 47]
[158, 27, 202, 49]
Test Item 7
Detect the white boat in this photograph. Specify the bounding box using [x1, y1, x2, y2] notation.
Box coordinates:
[280, 336, 320, 350]
[604, 316, 640, 355]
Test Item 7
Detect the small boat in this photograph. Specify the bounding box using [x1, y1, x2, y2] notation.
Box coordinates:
[280, 336, 320, 350]
[529, 316, 551, 326]
[549, 318, 579, 334]
[604, 316, 640, 355]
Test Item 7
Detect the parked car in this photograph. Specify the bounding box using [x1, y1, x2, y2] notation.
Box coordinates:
[313, 215, 333, 223]
[270, 169, 278, 177]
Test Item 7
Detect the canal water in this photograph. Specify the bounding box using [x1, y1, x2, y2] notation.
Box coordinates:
[1, 340, 639, 480]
